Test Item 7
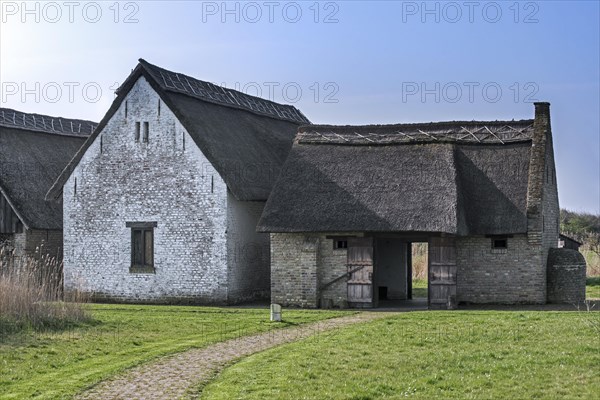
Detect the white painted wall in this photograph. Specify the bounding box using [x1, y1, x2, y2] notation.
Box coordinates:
[63, 77, 229, 303]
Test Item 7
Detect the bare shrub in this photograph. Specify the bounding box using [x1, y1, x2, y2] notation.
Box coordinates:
[561, 230, 600, 277]
[412, 242, 428, 280]
[0, 241, 90, 334]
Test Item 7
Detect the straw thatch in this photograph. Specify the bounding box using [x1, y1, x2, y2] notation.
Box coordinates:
[258, 121, 533, 235]
[47, 59, 308, 201]
[0, 109, 92, 229]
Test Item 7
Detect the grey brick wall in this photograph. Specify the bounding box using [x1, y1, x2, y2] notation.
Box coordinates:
[12, 229, 62, 260]
[317, 236, 348, 307]
[271, 233, 362, 308]
[456, 235, 545, 304]
[274, 232, 550, 307]
[271, 233, 319, 308]
[63, 77, 230, 303]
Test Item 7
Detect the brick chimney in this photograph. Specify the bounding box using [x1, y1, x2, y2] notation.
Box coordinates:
[526, 102, 551, 245]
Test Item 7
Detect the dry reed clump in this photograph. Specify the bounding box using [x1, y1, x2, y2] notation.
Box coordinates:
[0, 241, 90, 334]
[412, 243, 428, 280]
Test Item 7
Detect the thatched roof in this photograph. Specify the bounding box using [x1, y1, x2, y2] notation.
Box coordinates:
[47, 59, 308, 201]
[0, 108, 92, 230]
[258, 120, 534, 235]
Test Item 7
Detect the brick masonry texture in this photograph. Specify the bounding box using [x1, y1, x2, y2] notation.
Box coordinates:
[273, 232, 562, 307]
[11, 229, 63, 260]
[547, 248, 586, 303]
[271, 233, 360, 308]
[456, 235, 545, 304]
[270, 233, 319, 308]
[63, 77, 268, 304]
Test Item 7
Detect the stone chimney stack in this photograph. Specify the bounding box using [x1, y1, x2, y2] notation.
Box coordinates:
[534, 102, 551, 131]
[527, 102, 552, 245]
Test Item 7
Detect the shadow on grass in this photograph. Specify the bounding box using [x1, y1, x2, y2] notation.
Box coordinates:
[586, 276, 600, 286]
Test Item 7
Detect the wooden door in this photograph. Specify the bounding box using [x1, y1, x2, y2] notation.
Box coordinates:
[428, 236, 457, 309]
[347, 237, 375, 308]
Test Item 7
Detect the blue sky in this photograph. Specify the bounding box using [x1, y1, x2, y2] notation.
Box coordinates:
[1, 0, 598, 213]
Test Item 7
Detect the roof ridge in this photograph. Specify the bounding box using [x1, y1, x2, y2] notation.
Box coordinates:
[0, 107, 97, 137]
[300, 119, 535, 131]
[138, 59, 310, 125]
[297, 120, 535, 145]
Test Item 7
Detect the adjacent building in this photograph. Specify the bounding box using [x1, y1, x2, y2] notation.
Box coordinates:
[0, 108, 93, 259]
[258, 103, 572, 309]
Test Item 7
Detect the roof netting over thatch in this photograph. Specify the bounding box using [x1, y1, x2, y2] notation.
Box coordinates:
[138, 59, 310, 125]
[297, 120, 534, 145]
[258, 121, 533, 235]
[0, 108, 96, 137]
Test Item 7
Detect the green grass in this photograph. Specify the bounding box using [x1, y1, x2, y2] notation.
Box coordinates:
[587, 276, 600, 299]
[202, 311, 600, 399]
[414, 277, 600, 300]
[412, 278, 428, 298]
[0, 303, 348, 399]
[582, 250, 599, 276]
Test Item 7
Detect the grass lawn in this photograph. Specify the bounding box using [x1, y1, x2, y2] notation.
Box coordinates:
[202, 311, 600, 399]
[413, 277, 600, 300]
[412, 279, 428, 298]
[587, 276, 600, 299]
[0, 303, 348, 399]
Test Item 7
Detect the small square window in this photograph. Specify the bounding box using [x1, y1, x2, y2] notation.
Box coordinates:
[334, 240, 348, 249]
[492, 238, 507, 249]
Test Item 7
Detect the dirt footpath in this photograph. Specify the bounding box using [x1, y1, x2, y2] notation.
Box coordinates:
[76, 312, 396, 400]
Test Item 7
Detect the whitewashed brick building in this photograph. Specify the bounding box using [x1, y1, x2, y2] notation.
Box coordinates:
[47, 59, 308, 304]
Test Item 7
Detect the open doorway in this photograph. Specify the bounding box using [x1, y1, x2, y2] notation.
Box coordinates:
[369, 238, 429, 307]
[410, 242, 428, 299]
[372, 239, 429, 304]
[373, 238, 408, 303]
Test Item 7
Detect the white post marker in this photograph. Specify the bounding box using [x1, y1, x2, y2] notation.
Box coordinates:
[270, 303, 282, 322]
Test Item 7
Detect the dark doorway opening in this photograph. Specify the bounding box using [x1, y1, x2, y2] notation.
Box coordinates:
[373, 238, 408, 303]
[378, 286, 388, 300]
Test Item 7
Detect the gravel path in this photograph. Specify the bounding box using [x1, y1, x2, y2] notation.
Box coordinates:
[76, 312, 395, 400]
